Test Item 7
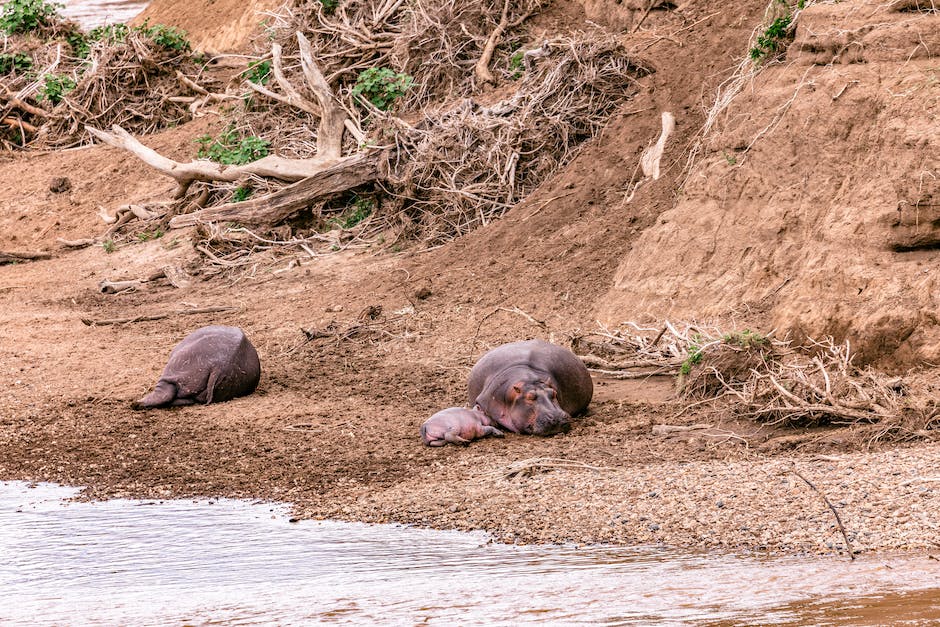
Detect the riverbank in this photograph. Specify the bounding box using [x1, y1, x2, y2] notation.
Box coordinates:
[1, 0, 938, 558]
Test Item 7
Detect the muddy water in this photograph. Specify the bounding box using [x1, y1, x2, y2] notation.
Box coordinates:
[61, 0, 148, 29]
[3, 482, 940, 625]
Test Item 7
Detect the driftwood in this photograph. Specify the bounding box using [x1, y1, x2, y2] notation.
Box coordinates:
[98, 265, 192, 294]
[789, 466, 856, 561]
[87, 31, 378, 209]
[169, 151, 383, 228]
[0, 250, 52, 264]
[80, 305, 238, 326]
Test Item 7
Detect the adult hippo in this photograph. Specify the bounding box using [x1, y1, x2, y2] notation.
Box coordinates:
[467, 339, 593, 437]
[420, 407, 504, 446]
[133, 325, 261, 409]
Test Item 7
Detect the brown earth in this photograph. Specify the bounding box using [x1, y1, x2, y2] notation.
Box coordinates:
[1, 0, 939, 556]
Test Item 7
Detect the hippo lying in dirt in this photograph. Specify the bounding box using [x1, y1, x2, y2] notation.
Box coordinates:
[421, 339, 593, 446]
[420, 407, 504, 446]
[133, 325, 261, 409]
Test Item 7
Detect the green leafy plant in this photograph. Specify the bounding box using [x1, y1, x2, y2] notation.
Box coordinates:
[351, 67, 413, 111]
[89, 22, 129, 43]
[232, 185, 252, 202]
[749, 13, 794, 63]
[136, 228, 164, 242]
[0, 51, 32, 74]
[196, 128, 270, 165]
[102, 239, 116, 253]
[134, 19, 190, 52]
[38, 73, 75, 104]
[680, 334, 706, 376]
[0, 0, 62, 34]
[318, 0, 339, 12]
[242, 59, 271, 85]
[338, 196, 374, 228]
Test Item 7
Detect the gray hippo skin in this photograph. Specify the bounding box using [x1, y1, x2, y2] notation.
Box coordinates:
[467, 339, 593, 436]
[420, 407, 504, 447]
[133, 325, 261, 409]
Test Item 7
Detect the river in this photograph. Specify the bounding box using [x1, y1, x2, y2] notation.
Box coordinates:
[3, 482, 940, 625]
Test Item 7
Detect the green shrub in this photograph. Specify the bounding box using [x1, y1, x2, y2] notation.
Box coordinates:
[0, 51, 32, 74]
[318, 0, 339, 12]
[88, 22, 129, 44]
[351, 67, 413, 111]
[232, 185, 252, 202]
[196, 128, 270, 165]
[0, 0, 62, 34]
[134, 19, 190, 52]
[38, 73, 75, 104]
[242, 59, 271, 85]
[749, 14, 793, 62]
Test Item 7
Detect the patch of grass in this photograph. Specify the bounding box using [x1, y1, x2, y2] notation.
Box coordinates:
[0, 51, 32, 74]
[723, 151, 737, 166]
[101, 239, 116, 254]
[318, 0, 339, 13]
[135, 19, 190, 52]
[242, 59, 271, 85]
[509, 50, 524, 79]
[0, 0, 62, 34]
[196, 128, 270, 165]
[351, 67, 413, 111]
[38, 73, 75, 104]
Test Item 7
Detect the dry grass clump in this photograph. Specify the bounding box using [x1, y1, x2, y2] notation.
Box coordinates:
[1, 18, 203, 149]
[572, 322, 940, 441]
[389, 37, 648, 244]
[37, 30, 199, 146]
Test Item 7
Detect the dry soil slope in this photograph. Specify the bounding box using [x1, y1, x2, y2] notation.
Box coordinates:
[599, 0, 940, 369]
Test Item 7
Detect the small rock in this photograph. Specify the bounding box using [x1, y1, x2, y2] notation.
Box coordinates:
[648, 523, 660, 531]
[414, 286, 432, 300]
[716, 500, 725, 508]
[49, 177, 71, 193]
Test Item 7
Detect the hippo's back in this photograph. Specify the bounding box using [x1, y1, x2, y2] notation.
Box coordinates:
[164, 325, 260, 402]
[467, 340, 592, 415]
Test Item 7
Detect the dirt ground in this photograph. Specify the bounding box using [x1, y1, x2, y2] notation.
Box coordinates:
[1, 0, 939, 557]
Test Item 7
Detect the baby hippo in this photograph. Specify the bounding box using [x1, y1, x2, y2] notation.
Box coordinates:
[133, 325, 261, 409]
[420, 407, 504, 447]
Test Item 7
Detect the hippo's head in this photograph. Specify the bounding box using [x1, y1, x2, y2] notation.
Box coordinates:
[498, 379, 571, 436]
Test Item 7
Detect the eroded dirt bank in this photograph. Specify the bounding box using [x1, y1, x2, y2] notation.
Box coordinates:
[1, 0, 938, 557]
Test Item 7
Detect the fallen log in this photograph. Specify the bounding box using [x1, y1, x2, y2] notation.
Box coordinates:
[169, 151, 384, 228]
[0, 250, 52, 264]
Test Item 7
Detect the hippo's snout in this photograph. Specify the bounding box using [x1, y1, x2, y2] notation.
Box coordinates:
[532, 411, 571, 436]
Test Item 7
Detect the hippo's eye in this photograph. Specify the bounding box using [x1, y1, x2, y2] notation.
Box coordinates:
[525, 391, 538, 402]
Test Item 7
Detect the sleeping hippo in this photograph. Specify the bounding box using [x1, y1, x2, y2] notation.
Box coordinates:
[468, 339, 593, 437]
[420, 407, 504, 446]
[133, 325, 261, 409]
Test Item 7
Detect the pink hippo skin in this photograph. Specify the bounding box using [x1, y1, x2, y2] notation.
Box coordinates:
[467, 339, 593, 436]
[420, 407, 504, 446]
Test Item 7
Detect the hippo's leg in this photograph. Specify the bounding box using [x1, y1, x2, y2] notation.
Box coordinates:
[482, 426, 504, 438]
[427, 439, 447, 447]
[204, 370, 219, 405]
[443, 431, 471, 446]
[133, 380, 177, 409]
[169, 397, 197, 407]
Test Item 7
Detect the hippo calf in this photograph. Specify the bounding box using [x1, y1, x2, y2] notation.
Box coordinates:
[420, 407, 504, 447]
[133, 325, 261, 409]
[468, 339, 593, 437]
